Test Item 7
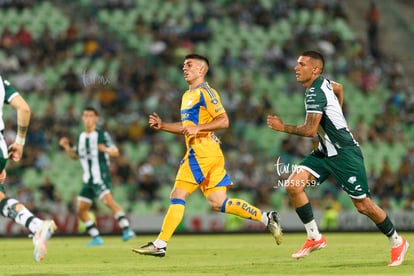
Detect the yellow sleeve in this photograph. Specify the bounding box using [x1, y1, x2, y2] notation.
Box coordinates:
[202, 87, 226, 118]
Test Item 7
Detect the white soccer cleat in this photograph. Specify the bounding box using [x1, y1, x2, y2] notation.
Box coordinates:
[267, 211, 283, 245]
[33, 220, 57, 262]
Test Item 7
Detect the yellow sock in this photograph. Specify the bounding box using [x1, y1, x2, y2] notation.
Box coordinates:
[222, 198, 263, 222]
[158, 200, 185, 242]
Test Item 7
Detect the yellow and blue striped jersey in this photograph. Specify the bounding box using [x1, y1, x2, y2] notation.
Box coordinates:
[180, 82, 225, 157]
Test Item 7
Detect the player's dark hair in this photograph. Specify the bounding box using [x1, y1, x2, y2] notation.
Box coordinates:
[301, 50, 324, 73]
[185, 53, 209, 67]
[84, 106, 99, 116]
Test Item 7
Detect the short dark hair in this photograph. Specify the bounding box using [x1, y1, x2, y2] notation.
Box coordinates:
[301, 50, 324, 72]
[84, 106, 99, 116]
[185, 53, 209, 67]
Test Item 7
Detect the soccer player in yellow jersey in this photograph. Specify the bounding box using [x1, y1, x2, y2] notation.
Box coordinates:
[133, 54, 282, 257]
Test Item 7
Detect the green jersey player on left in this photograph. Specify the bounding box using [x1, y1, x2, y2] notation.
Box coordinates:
[59, 106, 135, 246]
[0, 76, 57, 262]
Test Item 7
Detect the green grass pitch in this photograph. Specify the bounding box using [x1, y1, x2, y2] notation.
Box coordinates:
[1, 232, 412, 275]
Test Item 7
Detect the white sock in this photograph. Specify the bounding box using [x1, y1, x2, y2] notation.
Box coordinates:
[14, 207, 35, 227]
[390, 231, 402, 247]
[114, 212, 130, 228]
[304, 219, 322, 240]
[261, 211, 269, 225]
[28, 218, 43, 234]
[85, 220, 100, 237]
[154, 239, 167, 248]
[1, 198, 41, 234]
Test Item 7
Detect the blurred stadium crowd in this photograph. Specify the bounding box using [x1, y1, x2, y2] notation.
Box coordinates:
[0, 0, 413, 220]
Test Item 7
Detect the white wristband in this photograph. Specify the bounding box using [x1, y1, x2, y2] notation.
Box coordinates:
[15, 136, 26, 145]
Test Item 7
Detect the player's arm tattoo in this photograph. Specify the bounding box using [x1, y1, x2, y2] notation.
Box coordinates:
[283, 113, 321, 137]
[17, 125, 28, 136]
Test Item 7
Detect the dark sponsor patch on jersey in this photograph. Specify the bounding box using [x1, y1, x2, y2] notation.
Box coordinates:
[306, 104, 320, 109]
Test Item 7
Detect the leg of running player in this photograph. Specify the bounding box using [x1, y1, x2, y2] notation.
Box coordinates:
[77, 198, 103, 246]
[100, 192, 135, 241]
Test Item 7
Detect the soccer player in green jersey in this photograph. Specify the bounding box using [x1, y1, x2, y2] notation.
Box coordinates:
[0, 76, 56, 262]
[59, 107, 135, 246]
[267, 50, 408, 266]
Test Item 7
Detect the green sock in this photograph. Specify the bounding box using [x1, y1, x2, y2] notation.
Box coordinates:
[295, 202, 314, 224]
[376, 216, 395, 237]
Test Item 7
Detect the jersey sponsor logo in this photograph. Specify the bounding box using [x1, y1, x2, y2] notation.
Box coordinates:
[242, 202, 257, 216]
[210, 133, 221, 143]
[306, 104, 320, 109]
[181, 113, 189, 120]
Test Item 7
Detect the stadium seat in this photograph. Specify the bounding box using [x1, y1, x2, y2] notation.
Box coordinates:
[168, 141, 185, 160]
[3, 9, 19, 33]
[131, 201, 151, 215]
[159, 184, 172, 200]
[112, 185, 130, 211]
[297, 9, 311, 27]
[185, 191, 210, 214]
[312, 9, 326, 26]
[254, 126, 284, 156]
[43, 68, 60, 88]
[337, 192, 354, 211]
[97, 9, 110, 23]
[234, 191, 254, 204]
[270, 191, 284, 210]
[332, 18, 355, 41]
[158, 129, 175, 143]
[22, 168, 42, 190]
[123, 141, 150, 164]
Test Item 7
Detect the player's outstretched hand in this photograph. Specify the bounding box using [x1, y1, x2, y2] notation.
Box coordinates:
[149, 112, 162, 130]
[59, 137, 68, 146]
[267, 115, 284, 132]
[8, 143, 23, 162]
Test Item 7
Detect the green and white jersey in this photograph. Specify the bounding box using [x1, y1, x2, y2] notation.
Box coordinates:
[0, 76, 20, 160]
[75, 128, 114, 184]
[0, 76, 20, 131]
[305, 76, 358, 157]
